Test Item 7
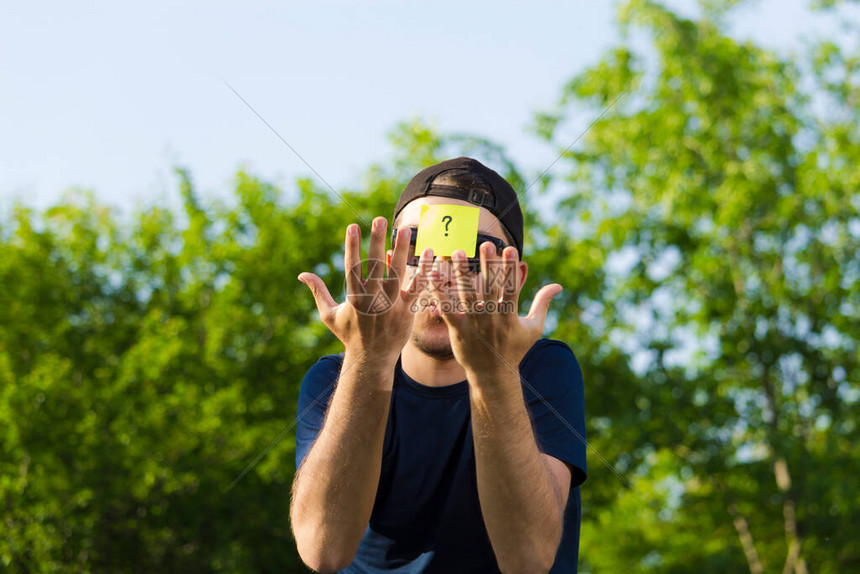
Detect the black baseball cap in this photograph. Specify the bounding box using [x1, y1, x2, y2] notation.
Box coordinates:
[393, 157, 524, 256]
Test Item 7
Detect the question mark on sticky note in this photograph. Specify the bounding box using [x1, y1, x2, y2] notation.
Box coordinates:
[415, 204, 480, 257]
[442, 215, 453, 236]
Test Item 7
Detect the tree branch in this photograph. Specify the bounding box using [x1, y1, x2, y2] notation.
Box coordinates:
[727, 502, 765, 574]
[776, 457, 808, 574]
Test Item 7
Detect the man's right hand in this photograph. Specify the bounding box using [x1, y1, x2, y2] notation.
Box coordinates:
[298, 216, 430, 366]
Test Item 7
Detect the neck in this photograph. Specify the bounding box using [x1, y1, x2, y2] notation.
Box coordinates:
[400, 339, 467, 387]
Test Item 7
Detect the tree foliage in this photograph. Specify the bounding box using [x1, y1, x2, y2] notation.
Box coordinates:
[0, 122, 530, 572]
[535, 1, 860, 572]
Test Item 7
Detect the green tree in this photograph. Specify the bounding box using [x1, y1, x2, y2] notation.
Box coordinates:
[535, 1, 859, 572]
[0, 175, 338, 571]
[0, 121, 531, 572]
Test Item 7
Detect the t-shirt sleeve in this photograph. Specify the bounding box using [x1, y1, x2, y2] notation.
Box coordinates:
[294, 354, 343, 469]
[519, 339, 587, 487]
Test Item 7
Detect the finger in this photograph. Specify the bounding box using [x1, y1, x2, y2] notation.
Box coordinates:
[500, 246, 520, 310]
[405, 247, 434, 303]
[344, 224, 364, 295]
[427, 255, 451, 302]
[524, 283, 563, 333]
[429, 258, 463, 325]
[479, 240, 500, 302]
[298, 272, 338, 321]
[390, 226, 412, 287]
[451, 250, 476, 307]
[428, 255, 445, 301]
[367, 216, 387, 284]
[428, 255, 450, 300]
[382, 248, 398, 305]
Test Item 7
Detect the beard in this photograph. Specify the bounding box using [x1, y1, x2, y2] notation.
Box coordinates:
[410, 310, 454, 360]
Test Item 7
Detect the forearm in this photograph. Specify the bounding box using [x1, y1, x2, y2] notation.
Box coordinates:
[469, 367, 563, 574]
[290, 353, 394, 571]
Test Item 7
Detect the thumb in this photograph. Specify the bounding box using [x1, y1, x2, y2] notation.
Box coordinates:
[298, 272, 338, 317]
[525, 283, 563, 330]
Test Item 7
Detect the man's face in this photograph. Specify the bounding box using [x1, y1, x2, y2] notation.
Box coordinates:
[392, 196, 517, 360]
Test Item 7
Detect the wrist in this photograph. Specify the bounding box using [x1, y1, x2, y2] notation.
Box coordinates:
[464, 357, 518, 383]
[343, 349, 399, 386]
[466, 364, 520, 395]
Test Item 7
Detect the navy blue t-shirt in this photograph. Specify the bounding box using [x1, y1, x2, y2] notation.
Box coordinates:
[295, 338, 587, 572]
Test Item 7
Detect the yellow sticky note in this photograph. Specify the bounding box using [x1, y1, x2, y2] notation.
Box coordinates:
[415, 204, 480, 257]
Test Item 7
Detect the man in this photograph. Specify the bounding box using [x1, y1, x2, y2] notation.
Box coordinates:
[291, 157, 587, 572]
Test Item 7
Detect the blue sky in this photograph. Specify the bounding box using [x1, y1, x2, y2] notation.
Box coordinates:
[1, 0, 854, 211]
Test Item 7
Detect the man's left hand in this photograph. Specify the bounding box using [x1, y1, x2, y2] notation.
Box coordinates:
[428, 242, 562, 377]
